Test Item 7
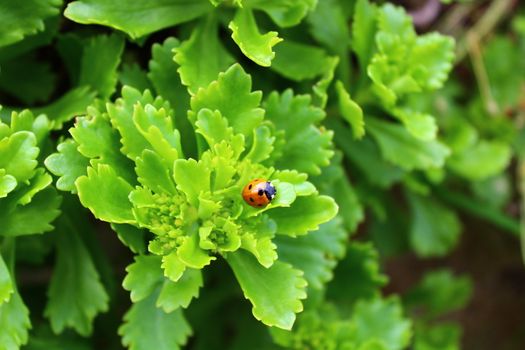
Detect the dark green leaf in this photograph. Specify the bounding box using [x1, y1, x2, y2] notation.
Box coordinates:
[119, 290, 192, 350]
[0, 0, 61, 47]
[0, 187, 61, 236]
[0, 289, 30, 348]
[78, 33, 125, 98]
[407, 193, 461, 257]
[45, 219, 109, 336]
[271, 40, 332, 81]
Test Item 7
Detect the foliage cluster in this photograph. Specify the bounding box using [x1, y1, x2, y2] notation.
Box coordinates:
[0, 0, 524, 349]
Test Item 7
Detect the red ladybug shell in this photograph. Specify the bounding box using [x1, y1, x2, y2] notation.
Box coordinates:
[242, 179, 277, 207]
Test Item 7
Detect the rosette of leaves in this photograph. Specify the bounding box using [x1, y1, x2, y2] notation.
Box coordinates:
[46, 63, 337, 347]
[0, 110, 61, 348]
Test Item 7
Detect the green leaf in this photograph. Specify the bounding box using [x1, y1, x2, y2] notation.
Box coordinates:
[161, 252, 186, 282]
[244, 0, 315, 28]
[327, 242, 388, 303]
[307, 0, 350, 55]
[411, 33, 455, 90]
[330, 119, 404, 188]
[157, 269, 203, 312]
[209, 0, 242, 6]
[76, 164, 135, 224]
[177, 232, 216, 269]
[24, 324, 93, 350]
[377, 3, 415, 41]
[123, 255, 163, 303]
[174, 15, 234, 94]
[70, 112, 135, 182]
[367, 55, 420, 107]
[132, 103, 182, 165]
[313, 152, 365, 231]
[269, 195, 337, 236]
[245, 125, 275, 163]
[272, 170, 316, 197]
[119, 290, 192, 350]
[111, 224, 147, 254]
[271, 40, 332, 81]
[33, 87, 96, 130]
[240, 232, 277, 268]
[352, 0, 378, 68]
[0, 289, 30, 349]
[45, 221, 109, 336]
[363, 4, 454, 107]
[448, 140, 512, 181]
[276, 218, 346, 290]
[136, 150, 176, 195]
[148, 38, 195, 154]
[229, 9, 282, 67]
[405, 269, 472, 317]
[312, 56, 339, 108]
[190, 64, 264, 136]
[0, 253, 12, 304]
[78, 33, 125, 98]
[0, 187, 61, 236]
[264, 90, 333, 175]
[0, 131, 38, 183]
[106, 87, 163, 161]
[367, 118, 450, 171]
[0, 170, 16, 199]
[0, 17, 59, 62]
[55, 33, 83, 84]
[352, 297, 412, 350]
[64, 0, 212, 39]
[119, 63, 153, 92]
[14, 168, 52, 205]
[407, 193, 461, 257]
[483, 36, 525, 108]
[226, 250, 307, 330]
[336, 81, 365, 139]
[0, 53, 57, 104]
[45, 139, 89, 193]
[393, 108, 437, 141]
[195, 109, 236, 147]
[173, 159, 210, 207]
[0, 0, 61, 47]
[8, 110, 50, 143]
[413, 323, 461, 350]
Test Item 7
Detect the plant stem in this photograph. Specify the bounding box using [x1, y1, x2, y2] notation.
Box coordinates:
[435, 188, 520, 237]
[518, 155, 525, 263]
[455, 0, 515, 62]
[467, 31, 499, 115]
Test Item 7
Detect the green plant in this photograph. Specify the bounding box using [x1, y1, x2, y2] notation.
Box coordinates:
[0, 0, 524, 349]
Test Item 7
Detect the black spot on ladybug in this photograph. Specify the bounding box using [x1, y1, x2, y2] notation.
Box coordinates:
[258, 190, 264, 196]
[249, 197, 254, 202]
[248, 184, 252, 189]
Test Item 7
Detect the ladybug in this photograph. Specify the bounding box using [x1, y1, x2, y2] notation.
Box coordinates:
[242, 179, 276, 207]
